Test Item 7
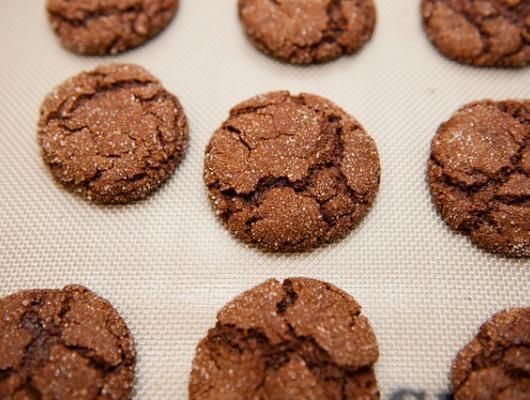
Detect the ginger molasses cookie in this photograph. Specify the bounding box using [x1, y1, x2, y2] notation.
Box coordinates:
[0, 285, 136, 400]
[427, 100, 530, 257]
[46, 0, 179, 55]
[238, 0, 376, 64]
[421, 0, 530, 67]
[189, 277, 380, 400]
[452, 307, 530, 400]
[204, 91, 381, 252]
[38, 63, 188, 204]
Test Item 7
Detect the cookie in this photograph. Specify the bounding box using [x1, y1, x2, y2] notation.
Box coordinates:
[204, 91, 381, 252]
[189, 277, 380, 400]
[38, 63, 188, 204]
[0, 285, 136, 400]
[428, 100, 530, 258]
[421, 0, 530, 67]
[451, 307, 530, 400]
[238, 0, 376, 64]
[46, 0, 179, 55]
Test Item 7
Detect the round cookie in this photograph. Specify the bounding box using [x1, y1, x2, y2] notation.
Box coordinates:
[428, 100, 530, 258]
[189, 277, 380, 400]
[0, 285, 136, 400]
[46, 0, 179, 55]
[38, 63, 188, 204]
[238, 0, 376, 64]
[451, 307, 530, 400]
[421, 0, 530, 67]
[204, 91, 381, 252]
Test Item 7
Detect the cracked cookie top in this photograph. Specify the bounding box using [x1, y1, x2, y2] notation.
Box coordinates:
[0, 285, 136, 400]
[46, 0, 178, 55]
[238, 0, 376, 64]
[451, 307, 530, 400]
[421, 0, 530, 67]
[427, 100, 530, 258]
[38, 63, 188, 204]
[204, 91, 381, 252]
[189, 277, 380, 400]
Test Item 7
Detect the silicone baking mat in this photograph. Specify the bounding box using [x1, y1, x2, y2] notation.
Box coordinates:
[0, 1, 529, 398]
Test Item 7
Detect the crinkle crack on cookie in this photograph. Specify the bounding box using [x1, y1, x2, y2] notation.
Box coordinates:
[189, 277, 380, 400]
[0, 285, 136, 400]
[421, 0, 530, 67]
[428, 100, 530, 258]
[204, 91, 381, 252]
[46, 0, 179, 55]
[38, 63, 189, 204]
[238, 0, 377, 64]
[452, 307, 530, 400]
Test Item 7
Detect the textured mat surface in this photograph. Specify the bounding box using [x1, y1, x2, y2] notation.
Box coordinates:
[0, 1, 528, 398]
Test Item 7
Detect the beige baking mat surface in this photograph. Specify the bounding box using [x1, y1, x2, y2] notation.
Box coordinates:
[0, 1, 529, 398]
